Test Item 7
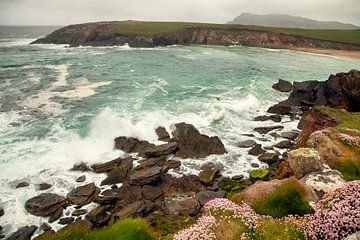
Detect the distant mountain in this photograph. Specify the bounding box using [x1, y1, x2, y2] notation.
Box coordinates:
[228, 13, 360, 30]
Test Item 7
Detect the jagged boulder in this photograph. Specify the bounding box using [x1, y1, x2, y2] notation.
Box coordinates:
[129, 166, 163, 186]
[155, 127, 171, 142]
[272, 79, 293, 92]
[287, 148, 325, 179]
[114, 136, 155, 156]
[101, 157, 133, 185]
[67, 183, 100, 206]
[25, 193, 66, 217]
[91, 158, 122, 173]
[7, 225, 38, 240]
[144, 142, 178, 157]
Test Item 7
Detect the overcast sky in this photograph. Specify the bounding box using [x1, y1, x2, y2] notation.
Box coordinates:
[0, 0, 359, 26]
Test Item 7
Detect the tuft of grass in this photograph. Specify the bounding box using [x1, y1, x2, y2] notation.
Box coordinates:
[252, 179, 314, 218]
[317, 106, 360, 130]
[252, 218, 306, 240]
[329, 159, 360, 181]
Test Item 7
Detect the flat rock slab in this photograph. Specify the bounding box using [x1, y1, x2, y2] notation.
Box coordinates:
[155, 127, 171, 142]
[144, 142, 179, 157]
[254, 126, 284, 134]
[25, 193, 66, 217]
[91, 158, 121, 173]
[272, 79, 293, 92]
[86, 205, 112, 227]
[258, 152, 279, 165]
[129, 166, 162, 186]
[196, 190, 225, 206]
[248, 144, 266, 156]
[114, 136, 155, 156]
[100, 157, 133, 186]
[273, 140, 293, 149]
[280, 131, 299, 140]
[287, 148, 325, 179]
[7, 225, 38, 240]
[237, 139, 256, 148]
[67, 183, 100, 206]
[165, 198, 200, 216]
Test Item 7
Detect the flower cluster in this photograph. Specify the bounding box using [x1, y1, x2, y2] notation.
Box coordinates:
[307, 129, 329, 146]
[174, 215, 218, 240]
[338, 133, 360, 146]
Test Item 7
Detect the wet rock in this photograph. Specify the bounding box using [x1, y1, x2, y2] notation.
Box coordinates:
[67, 183, 100, 206]
[144, 142, 179, 157]
[0, 208, 3, 217]
[172, 122, 226, 158]
[72, 209, 87, 216]
[155, 127, 170, 142]
[254, 125, 284, 134]
[76, 175, 86, 183]
[267, 104, 292, 115]
[258, 152, 279, 165]
[135, 156, 166, 170]
[275, 161, 294, 179]
[71, 162, 91, 172]
[231, 175, 244, 181]
[114, 136, 155, 156]
[101, 157, 133, 185]
[91, 158, 121, 173]
[254, 115, 281, 122]
[162, 160, 181, 172]
[280, 131, 299, 140]
[249, 169, 270, 181]
[116, 201, 154, 219]
[94, 195, 120, 205]
[165, 198, 200, 216]
[48, 208, 63, 223]
[251, 163, 260, 168]
[40, 223, 52, 232]
[248, 144, 266, 156]
[25, 193, 66, 217]
[161, 174, 204, 197]
[272, 79, 293, 92]
[198, 162, 221, 185]
[264, 146, 275, 150]
[129, 166, 162, 186]
[59, 217, 74, 225]
[237, 140, 256, 148]
[287, 148, 325, 179]
[273, 140, 293, 149]
[196, 190, 225, 206]
[7, 225, 38, 240]
[38, 183, 52, 191]
[141, 185, 164, 201]
[86, 205, 112, 227]
[16, 182, 29, 189]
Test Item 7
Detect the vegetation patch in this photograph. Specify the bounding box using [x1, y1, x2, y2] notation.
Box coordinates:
[249, 169, 269, 181]
[253, 218, 305, 240]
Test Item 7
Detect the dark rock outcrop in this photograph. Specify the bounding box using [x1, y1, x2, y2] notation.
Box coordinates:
[165, 198, 200, 216]
[76, 175, 86, 183]
[58, 217, 74, 225]
[195, 190, 225, 205]
[86, 205, 112, 227]
[155, 127, 171, 142]
[38, 183, 52, 191]
[254, 115, 282, 122]
[144, 142, 179, 158]
[25, 193, 66, 217]
[67, 183, 100, 206]
[0, 208, 4, 217]
[91, 158, 122, 173]
[198, 162, 221, 185]
[7, 225, 37, 240]
[272, 79, 293, 92]
[248, 144, 266, 156]
[71, 162, 92, 172]
[254, 125, 284, 134]
[101, 157, 133, 185]
[114, 136, 155, 156]
[237, 139, 256, 148]
[129, 166, 162, 186]
[258, 152, 280, 165]
[16, 182, 29, 189]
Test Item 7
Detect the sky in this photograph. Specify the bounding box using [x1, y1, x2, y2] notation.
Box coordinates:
[0, 0, 359, 26]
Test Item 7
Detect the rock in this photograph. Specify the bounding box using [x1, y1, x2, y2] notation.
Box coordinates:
[273, 140, 293, 149]
[232, 178, 317, 206]
[275, 161, 294, 179]
[172, 122, 226, 158]
[198, 162, 221, 185]
[135, 156, 166, 170]
[141, 185, 164, 201]
[144, 142, 179, 157]
[161, 174, 204, 197]
[344, 232, 360, 240]
[162, 160, 181, 172]
[38, 183, 52, 191]
[269, 115, 282, 122]
[287, 148, 325, 179]
[258, 152, 279, 165]
[114, 136, 155, 156]
[94, 195, 120, 205]
[16, 182, 29, 189]
[165, 198, 200, 216]
[155, 127, 170, 142]
[249, 169, 270, 181]
[272, 79, 293, 92]
[101, 157, 133, 185]
[71, 162, 91, 172]
[7, 225, 38, 240]
[58, 217, 74, 225]
[48, 208, 63, 223]
[195, 190, 226, 205]
[116, 201, 154, 219]
[254, 115, 281, 122]
[280, 131, 299, 140]
[267, 104, 293, 115]
[72, 209, 87, 216]
[40, 223, 52, 232]
[129, 166, 162, 186]
[300, 169, 346, 198]
[25, 193, 66, 217]
[67, 183, 100, 206]
[86, 205, 112, 227]
[0, 208, 3, 217]
[254, 126, 284, 134]
[76, 175, 86, 183]
[91, 158, 121, 173]
[231, 175, 244, 181]
[237, 140, 256, 148]
[248, 144, 266, 156]
[251, 163, 260, 168]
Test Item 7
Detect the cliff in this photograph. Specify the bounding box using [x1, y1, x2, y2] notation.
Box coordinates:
[32, 21, 360, 51]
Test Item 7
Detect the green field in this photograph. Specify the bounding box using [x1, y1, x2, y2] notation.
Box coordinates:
[112, 21, 360, 46]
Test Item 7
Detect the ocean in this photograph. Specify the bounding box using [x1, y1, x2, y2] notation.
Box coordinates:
[0, 25, 359, 236]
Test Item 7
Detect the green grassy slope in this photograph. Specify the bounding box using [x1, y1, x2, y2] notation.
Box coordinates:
[111, 21, 360, 46]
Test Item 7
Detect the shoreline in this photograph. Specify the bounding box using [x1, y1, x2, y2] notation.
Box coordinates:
[290, 47, 360, 59]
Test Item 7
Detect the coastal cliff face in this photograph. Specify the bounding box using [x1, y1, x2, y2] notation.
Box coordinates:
[32, 22, 360, 51]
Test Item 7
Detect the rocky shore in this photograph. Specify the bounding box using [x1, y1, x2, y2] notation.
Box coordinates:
[3, 70, 360, 240]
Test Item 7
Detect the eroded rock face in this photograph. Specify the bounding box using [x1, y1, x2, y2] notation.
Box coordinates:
[172, 122, 226, 159]
[195, 190, 225, 206]
[91, 158, 122, 173]
[248, 144, 266, 156]
[165, 198, 200, 216]
[198, 162, 222, 185]
[129, 166, 163, 186]
[101, 157, 133, 186]
[25, 193, 66, 217]
[7, 225, 38, 240]
[155, 127, 171, 142]
[272, 79, 293, 92]
[287, 148, 325, 179]
[114, 136, 155, 156]
[67, 183, 100, 206]
[116, 201, 154, 219]
[144, 142, 179, 158]
[86, 205, 112, 227]
[161, 174, 204, 197]
[254, 126, 284, 134]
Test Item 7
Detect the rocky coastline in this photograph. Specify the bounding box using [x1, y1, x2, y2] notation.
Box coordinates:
[2, 70, 360, 239]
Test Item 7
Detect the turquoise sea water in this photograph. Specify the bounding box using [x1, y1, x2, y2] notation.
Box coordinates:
[0, 26, 359, 236]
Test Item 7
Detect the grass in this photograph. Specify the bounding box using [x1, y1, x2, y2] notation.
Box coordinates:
[252, 179, 314, 218]
[329, 159, 360, 181]
[252, 218, 306, 240]
[317, 106, 360, 130]
[110, 20, 360, 46]
[37, 218, 157, 240]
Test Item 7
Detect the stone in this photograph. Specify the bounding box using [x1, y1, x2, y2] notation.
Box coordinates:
[129, 166, 162, 186]
[287, 148, 325, 179]
[258, 152, 279, 165]
[198, 162, 221, 185]
[273, 140, 293, 149]
[40, 223, 52, 232]
[272, 79, 293, 92]
[7, 225, 38, 240]
[0, 208, 3, 217]
[114, 136, 155, 156]
[116, 201, 154, 219]
[254, 115, 281, 122]
[231, 175, 244, 181]
[251, 163, 260, 168]
[144, 142, 179, 157]
[161, 174, 204, 197]
[76, 175, 86, 183]
[86, 205, 112, 227]
[162, 160, 181, 172]
[94, 195, 120, 205]
[67, 183, 100, 206]
[165, 198, 200, 216]
[344, 232, 360, 240]
[141, 185, 164, 201]
[267, 104, 292, 115]
[275, 160, 294, 179]
[135, 156, 166, 170]
[248, 144, 266, 156]
[280, 131, 299, 140]
[58, 217, 74, 225]
[16, 182, 29, 189]
[249, 169, 270, 181]
[38, 183, 52, 191]
[195, 190, 226, 205]
[300, 169, 346, 198]
[237, 140, 256, 148]
[254, 126, 284, 134]
[172, 122, 226, 159]
[72, 209, 88, 216]
[155, 127, 171, 142]
[25, 193, 66, 217]
[71, 162, 91, 172]
[91, 158, 121, 173]
[101, 157, 133, 185]
[48, 208, 63, 223]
